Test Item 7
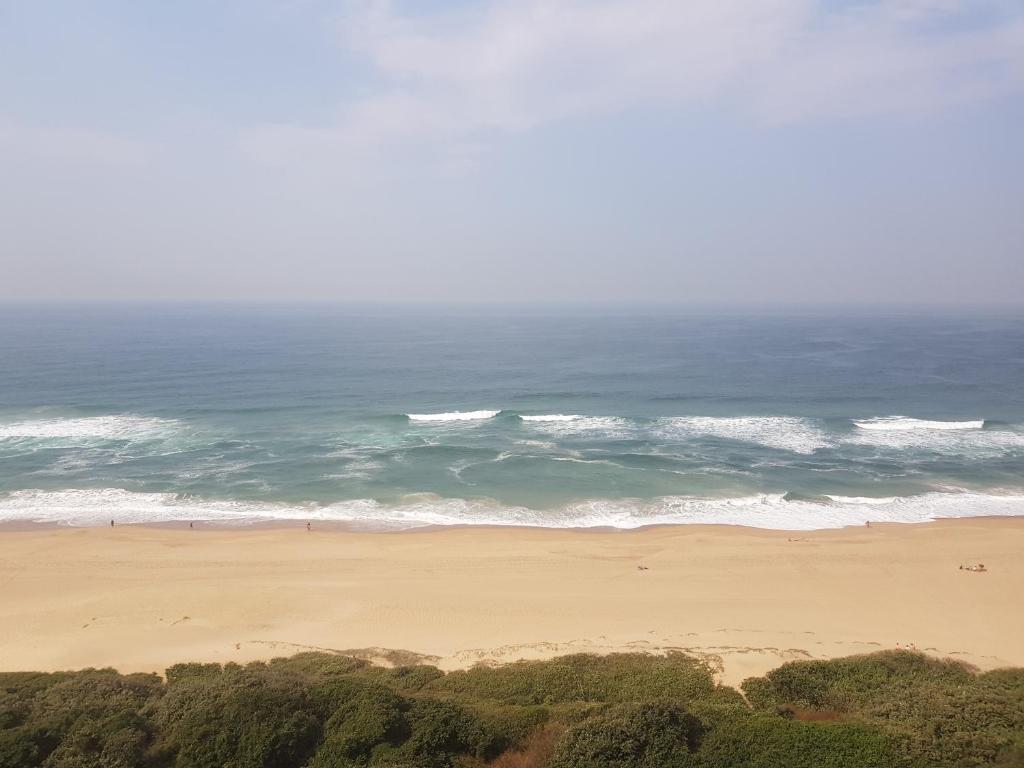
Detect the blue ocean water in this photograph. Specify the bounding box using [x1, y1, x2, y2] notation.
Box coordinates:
[1, 304, 1023, 529]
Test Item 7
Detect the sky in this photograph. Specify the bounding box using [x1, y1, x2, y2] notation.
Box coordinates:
[1, 0, 1022, 305]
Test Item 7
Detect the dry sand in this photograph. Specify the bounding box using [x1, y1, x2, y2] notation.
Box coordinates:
[1, 518, 1022, 687]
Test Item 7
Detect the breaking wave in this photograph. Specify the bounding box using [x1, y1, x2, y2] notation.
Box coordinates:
[848, 417, 1023, 455]
[854, 417, 986, 431]
[407, 410, 500, 422]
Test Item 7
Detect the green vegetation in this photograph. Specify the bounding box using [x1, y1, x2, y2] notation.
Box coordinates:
[1, 651, 1021, 767]
[743, 652, 1024, 767]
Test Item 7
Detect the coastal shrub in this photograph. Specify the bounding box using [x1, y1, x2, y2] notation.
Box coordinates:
[306, 677, 401, 723]
[163, 663, 222, 686]
[0, 727, 46, 768]
[3, 651, 1023, 768]
[265, 653, 371, 680]
[0, 672, 72, 731]
[742, 650, 1024, 767]
[696, 711, 901, 768]
[152, 664, 321, 768]
[396, 698, 493, 766]
[431, 653, 718, 706]
[308, 683, 409, 766]
[38, 711, 153, 768]
[0, 670, 161, 768]
[0, 673, 57, 768]
[467, 703, 549, 753]
[374, 665, 446, 693]
[548, 701, 702, 768]
[742, 650, 975, 712]
[28, 670, 161, 731]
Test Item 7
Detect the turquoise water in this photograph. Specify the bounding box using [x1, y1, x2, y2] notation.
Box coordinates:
[1, 305, 1023, 529]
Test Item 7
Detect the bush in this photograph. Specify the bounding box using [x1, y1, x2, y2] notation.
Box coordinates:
[152, 663, 321, 768]
[469, 703, 549, 754]
[397, 698, 492, 766]
[549, 701, 702, 768]
[164, 663, 222, 686]
[431, 653, 718, 706]
[0, 670, 162, 768]
[697, 711, 901, 768]
[742, 651, 1024, 767]
[1, 651, 1020, 768]
[308, 683, 409, 767]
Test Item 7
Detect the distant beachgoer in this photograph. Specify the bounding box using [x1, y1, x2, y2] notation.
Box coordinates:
[865, 521, 871, 527]
[110, 519, 114, 527]
[189, 521, 193, 529]
[306, 522, 311, 531]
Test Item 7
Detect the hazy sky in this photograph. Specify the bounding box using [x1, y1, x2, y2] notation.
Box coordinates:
[1, 0, 1022, 304]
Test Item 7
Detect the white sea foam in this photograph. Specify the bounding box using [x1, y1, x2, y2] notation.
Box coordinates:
[854, 417, 985, 431]
[521, 416, 633, 438]
[550, 457, 623, 467]
[3, 487, 1022, 531]
[847, 417, 1024, 455]
[0, 415, 181, 441]
[515, 439, 558, 450]
[657, 416, 832, 454]
[559, 491, 1024, 530]
[407, 410, 499, 422]
[519, 414, 582, 422]
[322, 457, 385, 481]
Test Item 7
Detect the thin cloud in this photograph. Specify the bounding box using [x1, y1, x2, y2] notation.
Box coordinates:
[243, 0, 1024, 164]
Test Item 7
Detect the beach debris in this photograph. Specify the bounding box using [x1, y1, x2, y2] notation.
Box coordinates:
[637, 565, 649, 571]
[959, 563, 987, 572]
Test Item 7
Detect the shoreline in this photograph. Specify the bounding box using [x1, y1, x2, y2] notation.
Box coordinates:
[1, 511, 1022, 535]
[1, 517, 1021, 687]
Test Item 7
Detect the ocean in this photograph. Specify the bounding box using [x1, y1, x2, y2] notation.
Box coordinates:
[1, 304, 1023, 530]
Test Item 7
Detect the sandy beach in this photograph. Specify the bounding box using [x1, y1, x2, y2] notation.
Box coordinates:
[0, 518, 1022, 686]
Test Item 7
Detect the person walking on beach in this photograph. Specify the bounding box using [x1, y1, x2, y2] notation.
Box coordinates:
[306, 521, 311, 532]
[110, 519, 114, 527]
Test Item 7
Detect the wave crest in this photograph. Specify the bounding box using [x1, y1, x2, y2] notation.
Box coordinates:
[854, 417, 985, 431]
[407, 410, 499, 422]
[848, 418, 1022, 455]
